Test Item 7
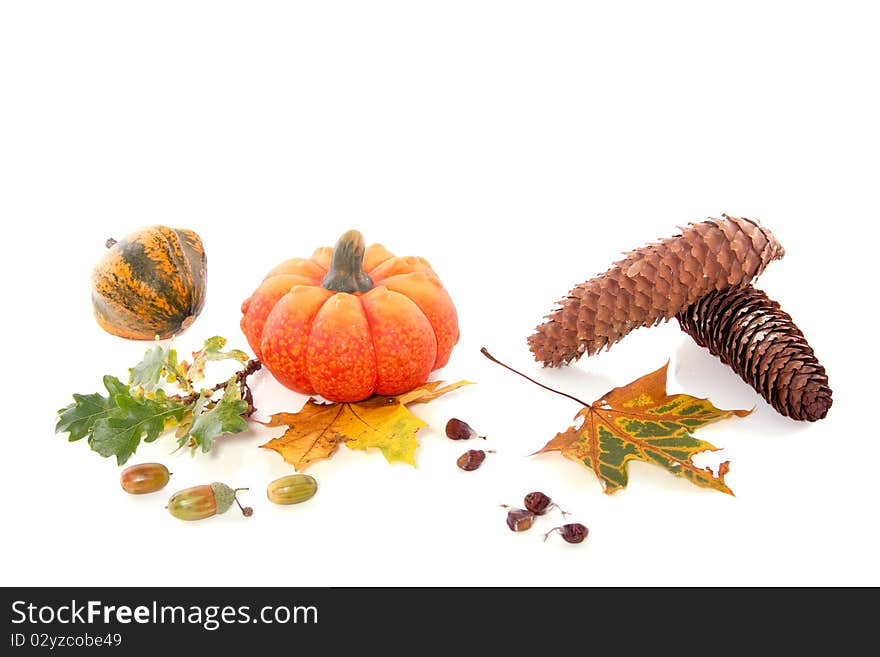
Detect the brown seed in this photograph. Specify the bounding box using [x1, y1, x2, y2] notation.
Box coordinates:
[544, 523, 589, 544]
[445, 418, 485, 440]
[523, 491, 569, 517]
[506, 508, 535, 532]
[457, 449, 487, 471]
[524, 491, 551, 514]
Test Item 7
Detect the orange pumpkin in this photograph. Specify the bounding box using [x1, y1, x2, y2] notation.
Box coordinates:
[240, 230, 459, 402]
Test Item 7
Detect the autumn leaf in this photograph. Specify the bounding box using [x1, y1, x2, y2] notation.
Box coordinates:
[481, 349, 750, 495]
[537, 362, 750, 494]
[89, 390, 189, 465]
[185, 336, 249, 383]
[260, 380, 472, 470]
[56, 375, 129, 442]
[129, 344, 168, 392]
[181, 384, 250, 454]
[56, 336, 260, 465]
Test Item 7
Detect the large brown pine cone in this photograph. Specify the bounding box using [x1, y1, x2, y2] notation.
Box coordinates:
[676, 285, 831, 421]
[528, 214, 785, 366]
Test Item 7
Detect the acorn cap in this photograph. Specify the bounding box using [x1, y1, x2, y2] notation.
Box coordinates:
[210, 482, 235, 515]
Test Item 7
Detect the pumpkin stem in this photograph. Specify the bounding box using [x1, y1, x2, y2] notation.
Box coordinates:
[321, 230, 374, 293]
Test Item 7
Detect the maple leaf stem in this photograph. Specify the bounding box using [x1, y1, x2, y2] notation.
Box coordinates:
[480, 348, 590, 407]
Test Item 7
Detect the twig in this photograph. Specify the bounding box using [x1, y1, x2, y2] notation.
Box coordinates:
[178, 359, 263, 407]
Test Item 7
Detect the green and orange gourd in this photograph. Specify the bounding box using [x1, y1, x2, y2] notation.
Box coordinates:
[240, 230, 459, 402]
[91, 226, 207, 340]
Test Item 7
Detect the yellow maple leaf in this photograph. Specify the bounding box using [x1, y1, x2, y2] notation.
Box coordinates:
[260, 380, 472, 470]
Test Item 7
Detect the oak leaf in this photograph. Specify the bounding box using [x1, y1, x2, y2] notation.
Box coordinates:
[537, 362, 750, 495]
[260, 381, 472, 470]
[56, 336, 259, 465]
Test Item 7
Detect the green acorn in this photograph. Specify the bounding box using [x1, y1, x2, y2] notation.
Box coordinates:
[167, 483, 252, 521]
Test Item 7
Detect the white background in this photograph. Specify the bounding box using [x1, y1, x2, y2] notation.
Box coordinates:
[1, 1, 877, 587]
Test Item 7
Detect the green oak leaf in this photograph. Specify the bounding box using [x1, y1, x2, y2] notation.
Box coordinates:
[56, 334, 254, 464]
[186, 336, 249, 383]
[182, 385, 249, 454]
[55, 375, 129, 441]
[129, 343, 168, 391]
[90, 390, 188, 465]
[162, 346, 191, 390]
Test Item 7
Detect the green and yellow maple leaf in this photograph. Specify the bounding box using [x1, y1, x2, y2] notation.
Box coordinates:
[260, 380, 472, 470]
[537, 363, 750, 495]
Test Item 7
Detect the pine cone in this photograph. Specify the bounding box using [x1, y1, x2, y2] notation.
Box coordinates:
[676, 285, 831, 421]
[528, 214, 785, 366]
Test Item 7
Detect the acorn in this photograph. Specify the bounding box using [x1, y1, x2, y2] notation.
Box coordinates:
[267, 474, 318, 505]
[120, 463, 171, 494]
[167, 483, 252, 521]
